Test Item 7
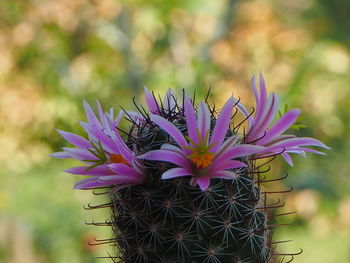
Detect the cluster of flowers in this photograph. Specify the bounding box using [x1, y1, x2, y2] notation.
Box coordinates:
[53, 74, 329, 191]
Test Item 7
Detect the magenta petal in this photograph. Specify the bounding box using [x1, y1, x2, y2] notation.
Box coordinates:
[144, 87, 159, 114]
[197, 101, 211, 140]
[161, 167, 193, 179]
[258, 72, 268, 113]
[163, 88, 176, 112]
[212, 160, 246, 170]
[251, 75, 259, 106]
[139, 150, 191, 170]
[210, 97, 234, 152]
[83, 101, 100, 126]
[108, 163, 142, 179]
[57, 129, 91, 149]
[213, 170, 237, 179]
[161, 144, 184, 154]
[96, 100, 108, 127]
[98, 174, 139, 184]
[259, 109, 301, 145]
[65, 166, 112, 175]
[51, 151, 71, 159]
[80, 122, 119, 153]
[125, 111, 145, 124]
[232, 97, 253, 131]
[184, 96, 199, 144]
[288, 147, 327, 155]
[106, 113, 134, 162]
[151, 115, 189, 153]
[252, 74, 267, 124]
[269, 137, 330, 151]
[114, 110, 124, 126]
[258, 93, 279, 133]
[249, 93, 279, 140]
[281, 152, 293, 166]
[215, 144, 264, 163]
[74, 177, 107, 189]
[197, 177, 210, 191]
[215, 135, 239, 157]
[63, 147, 97, 161]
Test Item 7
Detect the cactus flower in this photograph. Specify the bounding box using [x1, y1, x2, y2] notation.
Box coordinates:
[52, 101, 145, 190]
[140, 96, 264, 190]
[237, 73, 330, 165]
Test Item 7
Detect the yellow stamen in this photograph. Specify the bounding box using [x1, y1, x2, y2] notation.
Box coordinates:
[190, 153, 214, 168]
[110, 154, 129, 165]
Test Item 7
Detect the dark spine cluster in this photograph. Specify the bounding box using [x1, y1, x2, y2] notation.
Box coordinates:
[85, 97, 300, 263]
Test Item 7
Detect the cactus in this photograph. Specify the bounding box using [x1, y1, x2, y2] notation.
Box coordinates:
[53, 73, 329, 263]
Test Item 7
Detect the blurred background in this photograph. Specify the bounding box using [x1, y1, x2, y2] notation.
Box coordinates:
[0, 0, 349, 262]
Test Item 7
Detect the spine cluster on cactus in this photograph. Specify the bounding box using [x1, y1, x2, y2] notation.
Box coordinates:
[53, 74, 329, 263]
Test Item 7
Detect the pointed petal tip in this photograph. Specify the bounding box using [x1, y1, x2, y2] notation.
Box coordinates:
[197, 178, 210, 191]
[51, 152, 69, 159]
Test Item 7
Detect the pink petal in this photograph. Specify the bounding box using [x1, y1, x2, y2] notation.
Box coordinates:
[139, 150, 191, 170]
[107, 112, 134, 162]
[151, 115, 189, 153]
[74, 177, 108, 189]
[251, 75, 259, 110]
[51, 151, 71, 159]
[125, 111, 145, 124]
[267, 137, 330, 152]
[80, 122, 119, 154]
[197, 101, 211, 140]
[258, 108, 300, 145]
[249, 93, 279, 140]
[96, 100, 108, 128]
[215, 144, 265, 164]
[213, 170, 237, 179]
[210, 97, 234, 152]
[211, 160, 246, 170]
[98, 174, 140, 184]
[197, 177, 210, 191]
[83, 101, 100, 126]
[215, 135, 240, 158]
[184, 96, 199, 144]
[161, 143, 184, 154]
[232, 97, 253, 131]
[257, 93, 279, 134]
[161, 167, 193, 179]
[144, 86, 159, 114]
[252, 74, 267, 125]
[65, 166, 113, 175]
[281, 152, 293, 166]
[108, 163, 143, 179]
[56, 129, 91, 149]
[163, 88, 176, 112]
[63, 147, 98, 161]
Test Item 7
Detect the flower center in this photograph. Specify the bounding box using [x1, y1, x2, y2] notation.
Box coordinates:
[185, 129, 216, 169]
[190, 153, 215, 168]
[109, 154, 129, 165]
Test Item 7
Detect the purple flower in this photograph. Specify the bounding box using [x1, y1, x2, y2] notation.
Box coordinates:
[139, 96, 264, 190]
[144, 87, 176, 114]
[52, 101, 145, 190]
[125, 87, 176, 124]
[236, 73, 330, 165]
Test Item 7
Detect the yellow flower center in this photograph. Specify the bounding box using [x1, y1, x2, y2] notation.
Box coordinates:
[184, 129, 216, 169]
[190, 153, 215, 168]
[109, 154, 129, 165]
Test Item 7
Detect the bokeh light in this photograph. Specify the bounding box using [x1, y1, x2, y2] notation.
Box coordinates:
[1, 0, 349, 262]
